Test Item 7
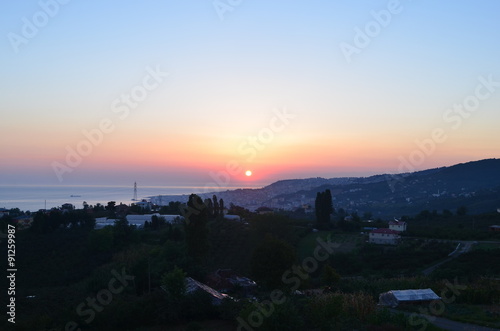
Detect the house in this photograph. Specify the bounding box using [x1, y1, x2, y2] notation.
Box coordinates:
[0, 208, 9, 217]
[13, 216, 33, 230]
[61, 203, 75, 214]
[134, 200, 152, 210]
[489, 225, 500, 232]
[379, 289, 441, 307]
[160, 277, 231, 305]
[205, 269, 257, 296]
[185, 277, 231, 306]
[369, 228, 401, 245]
[389, 219, 407, 232]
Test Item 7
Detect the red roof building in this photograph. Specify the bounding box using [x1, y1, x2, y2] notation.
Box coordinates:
[369, 228, 401, 245]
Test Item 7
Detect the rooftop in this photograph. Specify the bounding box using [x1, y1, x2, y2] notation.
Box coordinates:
[387, 289, 440, 301]
[371, 228, 400, 235]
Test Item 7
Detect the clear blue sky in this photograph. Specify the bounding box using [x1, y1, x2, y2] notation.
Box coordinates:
[1, 0, 499, 187]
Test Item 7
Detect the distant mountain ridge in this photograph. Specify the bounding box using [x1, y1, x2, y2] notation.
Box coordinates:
[150, 159, 500, 217]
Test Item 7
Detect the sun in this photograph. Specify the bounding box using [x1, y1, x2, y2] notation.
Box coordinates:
[245, 170, 252, 177]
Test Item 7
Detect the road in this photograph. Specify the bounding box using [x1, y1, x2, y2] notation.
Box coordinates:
[421, 241, 474, 276]
[390, 309, 500, 331]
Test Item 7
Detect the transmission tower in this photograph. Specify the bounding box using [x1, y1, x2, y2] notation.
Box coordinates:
[133, 182, 138, 201]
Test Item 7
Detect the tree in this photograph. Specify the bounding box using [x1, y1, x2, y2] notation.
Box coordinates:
[456, 205, 468, 216]
[151, 215, 166, 230]
[321, 265, 340, 287]
[442, 209, 453, 218]
[219, 198, 224, 216]
[315, 190, 334, 229]
[213, 195, 219, 218]
[325, 189, 333, 215]
[228, 203, 252, 219]
[204, 198, 214, 218]
[159, 201, 182, 214]
[251, 235, 296, 289]
[161, 266, 187, 301]
[113, 218, 136, 248]
[184, 194, 210, 263]
[88, 227, 113, 252]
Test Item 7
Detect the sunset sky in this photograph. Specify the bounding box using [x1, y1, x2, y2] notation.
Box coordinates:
[1, 1, 499, 188]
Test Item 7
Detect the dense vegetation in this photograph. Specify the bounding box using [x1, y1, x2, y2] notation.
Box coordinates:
[1, 195, 499, 330]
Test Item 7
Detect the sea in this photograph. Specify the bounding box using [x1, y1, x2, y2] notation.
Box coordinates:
[0, 184, 261, 212]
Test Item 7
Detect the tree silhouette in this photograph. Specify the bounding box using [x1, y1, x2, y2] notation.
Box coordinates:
[315, 189, 334, 229]
[213, 195, 219, 218]
[219, 198, 224, 216]
[185, 194, 210, 263]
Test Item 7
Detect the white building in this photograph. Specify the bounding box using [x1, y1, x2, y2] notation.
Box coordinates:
[369, 228, 401, 245]
[95, 214, 184, 229]
[379, 289, 441, 307]
[126, 214, 184, 227]
[94, 217, 121, 229]
[134, 200, 152, 210]
[223, 214, 241, 222]
[388, 219, 407, 232]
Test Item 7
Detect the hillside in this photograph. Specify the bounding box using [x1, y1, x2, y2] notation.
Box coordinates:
[150, 159, 500, 217]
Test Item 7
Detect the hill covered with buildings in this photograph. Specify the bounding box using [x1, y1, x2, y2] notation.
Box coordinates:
[150, 159, 500, 217]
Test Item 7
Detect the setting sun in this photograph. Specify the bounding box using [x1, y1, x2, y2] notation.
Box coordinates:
[245, 170, 252, 177]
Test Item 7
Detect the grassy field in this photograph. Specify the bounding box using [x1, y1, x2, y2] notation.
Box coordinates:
[441, 304, 500, 329]
[472, 242, 500, 251]
[297, 231, 362, 260]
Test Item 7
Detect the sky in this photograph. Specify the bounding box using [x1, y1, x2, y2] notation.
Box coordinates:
[1, 0, 499, 188]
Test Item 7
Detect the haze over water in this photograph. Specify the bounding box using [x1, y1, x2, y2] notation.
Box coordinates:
[0, 184, 262, 212]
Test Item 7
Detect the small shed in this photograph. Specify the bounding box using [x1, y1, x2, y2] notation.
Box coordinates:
[379, 289, 440, 307]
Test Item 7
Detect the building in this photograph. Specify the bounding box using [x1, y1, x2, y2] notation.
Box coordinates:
[205, 269, 257, 297]
[94, 214, 184, 229]
[61, 203, 74, 213]
[13, 216, 33, 230]
[185, 277, 231, 306]
[369, 228, 401, 245]
[125, 214, 184, 228]
[0, 208, 9, 217]
[134, 200, 152, 210]
[160, 277, 231, 306]
[379, 289, 441, 307]
[223, 214, 241, 222]
[94, 217, 121, 229]
[388, 219, 407, 232]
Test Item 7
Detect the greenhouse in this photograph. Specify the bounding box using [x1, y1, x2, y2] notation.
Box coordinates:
[378, 289, 441, 307]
